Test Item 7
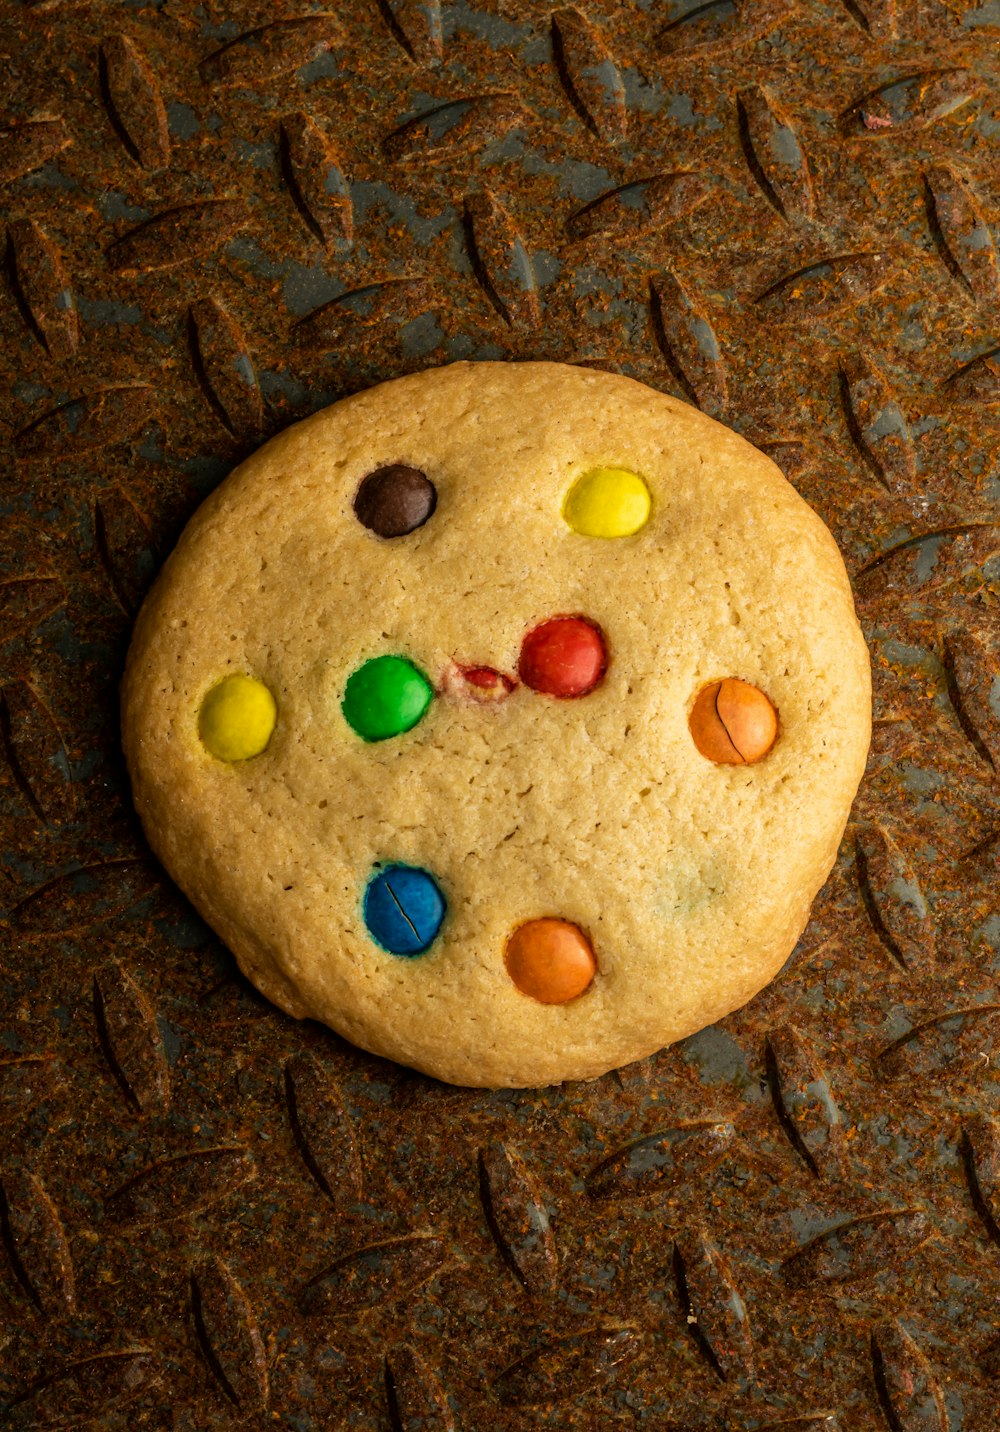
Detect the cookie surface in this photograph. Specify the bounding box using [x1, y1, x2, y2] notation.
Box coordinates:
[122, 361, 871, 1087]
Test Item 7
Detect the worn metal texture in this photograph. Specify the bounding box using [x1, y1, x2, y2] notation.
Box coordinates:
[1, 0, 998, 1427]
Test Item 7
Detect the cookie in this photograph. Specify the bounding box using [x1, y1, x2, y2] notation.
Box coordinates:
[122, 361, 871, 1087]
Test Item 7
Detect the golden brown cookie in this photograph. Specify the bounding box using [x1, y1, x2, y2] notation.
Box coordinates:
[122, 362, 871, 1087]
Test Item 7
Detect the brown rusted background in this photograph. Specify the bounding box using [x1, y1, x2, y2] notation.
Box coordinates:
[2, 1, 999, 1428]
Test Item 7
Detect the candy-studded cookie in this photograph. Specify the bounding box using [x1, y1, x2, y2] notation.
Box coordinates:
[122, 362, 871, 1087]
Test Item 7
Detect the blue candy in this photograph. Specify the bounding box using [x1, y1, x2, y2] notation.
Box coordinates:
[363, 864, 446, 956]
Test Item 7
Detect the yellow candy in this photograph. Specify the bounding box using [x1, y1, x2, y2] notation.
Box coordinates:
[562, 467, 651, 538]
[198, 674, 277, 762]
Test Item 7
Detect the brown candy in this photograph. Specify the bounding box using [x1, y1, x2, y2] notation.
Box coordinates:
[353, 464, 436, 538]
[689, 678, 778, 764]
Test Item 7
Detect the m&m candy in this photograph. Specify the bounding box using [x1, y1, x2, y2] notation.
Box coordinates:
[563, 467, 651, 538]
[689, 678, 778, 765]
[199, 674, 277, 761]
[354, 465, 437, 539]
[343, 655, 433, 741]
[504, 918, 597, 1003]
[518, 616, 607, 699]
[363, 864, 446, 955]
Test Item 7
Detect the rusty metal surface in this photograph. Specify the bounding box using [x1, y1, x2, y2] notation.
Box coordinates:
[1, 0, 999, 1427]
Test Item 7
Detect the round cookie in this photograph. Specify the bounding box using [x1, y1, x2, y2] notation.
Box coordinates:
[122, 362, 871, 1088]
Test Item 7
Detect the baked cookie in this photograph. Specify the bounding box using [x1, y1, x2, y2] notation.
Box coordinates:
[122, 362, 871, 1087]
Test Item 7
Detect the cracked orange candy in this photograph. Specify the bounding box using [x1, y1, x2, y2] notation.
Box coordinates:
[689, 678, 778, 765]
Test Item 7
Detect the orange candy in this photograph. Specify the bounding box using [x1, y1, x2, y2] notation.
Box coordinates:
[689, 678, 778, 764]
[504, 918, 597, 1004]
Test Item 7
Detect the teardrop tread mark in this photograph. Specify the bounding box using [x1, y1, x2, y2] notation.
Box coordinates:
[375, 0, 444, 62]
[586, 1122, 735, 1198]
[0, 1054, 59, 1126]
[385, 1346, 455, 1431]
[659, 0, 791, 56]
[839, 0, 895, 36]
[104, 1146, 254, 1227]
[383, 94, 527, 163]
[783, 1209, 930, 1287]
[0, 1168, 75, 1317]
[852, 523, 999, 600]
[478, 1141, 556, 1294]
[855, 825, 934, 970]
[650, 270, 727, 416]
[99, 34, 170, 169]
[284, 1051, 362, 1208]
[199, 16, 339, 87]
[673, 1227, 754, 1382]
[108, 201, 249, 273]
[737, 85, 814, 222]
[923, 163, 998, 304]
[839, 351, 915, 493]
[848, 69, 984, 134]
[765, 1025, 842, 1177]
[279, 111, 353, 249]
[464, 190, 538, 328]
[551, 7, 626, 144]
[191, 1255, 269, 1412]
[755, 253, 893, 320]
[871, 1319, 947, 1432]
[6, 1348, 158, 1426]
[188, 297, 263, 439]
[93, 961, 170, 1114]
[942, 628, 999, 769]
[293, 277, 432, 350]
[567, 173, 710, 241]
[877, 1006, 1000, 1079]
[0, 681, 75, 825]
[94, 487, 156, 615]
[494, 1326, 641, 1405]
[961, 1114, 1000, 1245]
[946, 345, 1000, 403]
[16, 386, 157, 457]
[300, 1234, 447, 1315]
[11, 860, 159, 935]
[0, 119, 71, 183]
[0, 577, 66, 642]
[660, 0, 741, 54]
[6, 218, 77, 358]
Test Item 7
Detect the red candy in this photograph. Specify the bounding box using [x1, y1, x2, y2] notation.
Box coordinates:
[464, 665, 514, 691]
[444, 662, 516, 704]
[518, 616, 607, 699]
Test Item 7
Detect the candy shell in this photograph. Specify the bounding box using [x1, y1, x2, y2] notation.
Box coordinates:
[198, 674, 277, 762]
[343, 655, 433, 741]
[363, 864, 446, 955]
[518, 616, 607, 699]
[505, 918, 597, 1003]
[563, 467, 651, 538]
[689, 678, 778, 764]
[354, 465, 437, 539]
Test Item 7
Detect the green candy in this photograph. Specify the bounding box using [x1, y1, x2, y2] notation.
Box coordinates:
[342, 655, 433, 741]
